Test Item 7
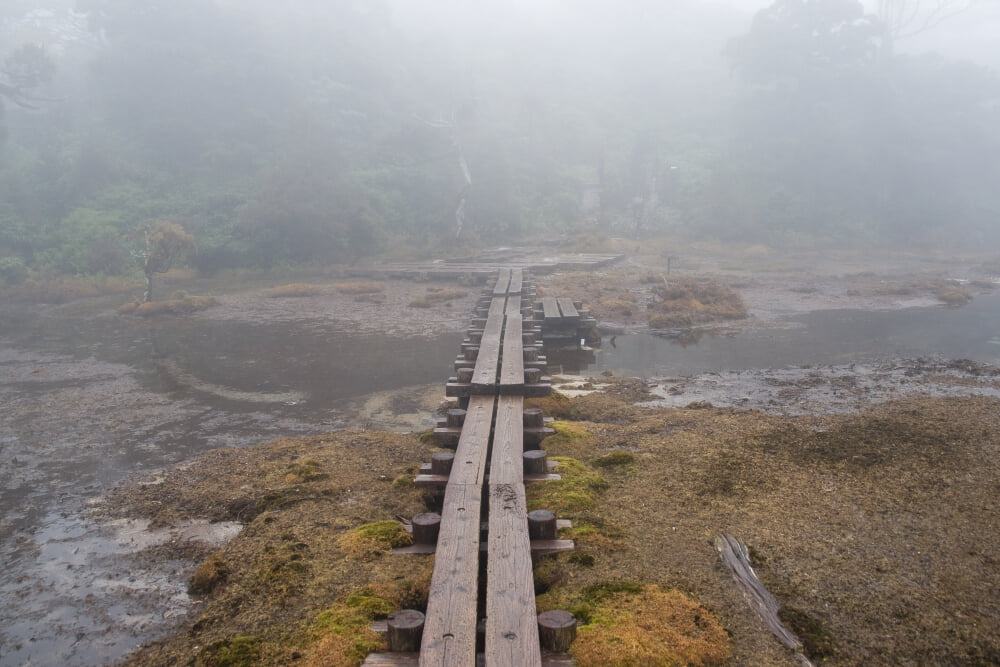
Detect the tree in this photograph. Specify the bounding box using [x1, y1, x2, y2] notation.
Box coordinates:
[875, 0, 982, 56]
[0, 43, 55, 141]
[130, 221, 195, 302]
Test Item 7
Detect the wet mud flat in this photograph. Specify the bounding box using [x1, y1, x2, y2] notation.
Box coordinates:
[0, 276, 475, 666]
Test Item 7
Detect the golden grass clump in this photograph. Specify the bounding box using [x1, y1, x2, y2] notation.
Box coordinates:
[333, 281, 385, 295]
[571, 585, 732, 667]
[525, 391, 574, 419]
[337, 520, 412, 560]
[265, 283, 325, 298]
[408, 287, 467, 308]
[118, 294, 219, 316]
[648, 278, 747, 328]
[936, 285, 972, 306]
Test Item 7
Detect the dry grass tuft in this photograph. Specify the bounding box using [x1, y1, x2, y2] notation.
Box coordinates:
[189, 552, 228, 596]
[408, 287, 467, 308]
[648, 278, 747, 328]
[936, 284, 972, 306]
[265, 283, 325, 298]
[333, 281, 385, 295]
[337, 521, 413, 560]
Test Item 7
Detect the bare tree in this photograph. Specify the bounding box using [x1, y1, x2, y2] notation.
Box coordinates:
[129, 221, 196, 302]
[0, 43, 55, 110]
[875, 0, 983, 55]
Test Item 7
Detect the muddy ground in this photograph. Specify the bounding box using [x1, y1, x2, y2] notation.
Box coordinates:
[3, 243, 1000, 666]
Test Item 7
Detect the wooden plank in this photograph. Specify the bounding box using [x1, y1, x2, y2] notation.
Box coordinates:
[472, 299, 506, 392]
[504, 293, 521, 317]
[449, 395, 495, 486]
[485, 483, 541, 667]
[490, 396, 524, 485]
[508, 269, 523, 296]
[556, 298, 579, 324]
[493, 268, 512, 296]
[421, 483, 484, 667]
[540, 297, 561, 324]
[364, 653, 419, 666]
[499, 316, 525, 394]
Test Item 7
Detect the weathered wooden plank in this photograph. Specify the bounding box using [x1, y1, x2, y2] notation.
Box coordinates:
[472, 298, 506, 392]
[504, 293, 521, 317]
[420, 483, 484, 667]
[540, 297, 561, 324]
[493, 268, 512, 296]
[449, 395, 495, 486]
[499, 316, 525, 394]
[490, 396, 524, 485]
[485, 482, 541, 667]
[508, 269, 523, 296]
[556, 298, 579, 324]
[364, 652, 420, 666]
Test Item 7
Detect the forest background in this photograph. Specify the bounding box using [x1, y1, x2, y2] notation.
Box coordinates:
[1, 0, 999, 287]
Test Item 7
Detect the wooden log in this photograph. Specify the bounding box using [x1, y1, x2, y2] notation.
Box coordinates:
[527, 509, 557, 540]
[412, 513, 442, 545]
[523, 346, 538, 362]
[522, 450, 548, 475]
[537, 610, 576, 653]
[715, 534, 814, 666]
[431, 452, 455, 476]
[456, 368, 474, 383]
[464, 347, 480, 362]
[388, 610, 426, 652]
[522, 332, 536, 346]
[524, 368, 542, 384]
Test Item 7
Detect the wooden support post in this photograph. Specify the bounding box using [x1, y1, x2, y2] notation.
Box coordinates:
[388, 609, 426, 652]
[446, 409, 467, 427]
[537, 610, 576, 653]
[456, 368, 473, 383]
[522, 450, 548, 475]
[524, 368, 542, 384]
[431, 452, 454, 476]
[527, 509, 557, 540]
[413, 513, 442, 545]
[523, 408, 544, 427]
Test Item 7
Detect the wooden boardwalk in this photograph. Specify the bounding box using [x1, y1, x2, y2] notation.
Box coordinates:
[368, 269, 574, 666]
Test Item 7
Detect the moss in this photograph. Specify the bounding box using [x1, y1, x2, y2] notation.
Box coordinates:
[391, 474, 415, 489]
[779, 606, 835, 660]
[408, 288, 466, 308]
[570, 585, 731, 667]
[567, 552, 596, 567]
[337, 520, 412, 560]
[308, 597, 386, 667]
[647, 278, 747, 327]
[533, 557, 566, 594]
[284, 459, 327, 484]
[591, 451, 635, 468]
[189, 552, 228, 595]
[343, 589, 396, 619]
[199, 635, 262, 667]
[539, 421, 594, 458]
[527, 457, 608, 516]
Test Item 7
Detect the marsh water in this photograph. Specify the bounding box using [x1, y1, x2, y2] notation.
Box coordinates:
[1, 293, 999, 665]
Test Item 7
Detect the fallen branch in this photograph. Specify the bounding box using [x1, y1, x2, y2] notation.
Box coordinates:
[714, 533, 814, 667]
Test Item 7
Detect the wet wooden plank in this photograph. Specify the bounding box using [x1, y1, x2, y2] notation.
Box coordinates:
[421, 483, 484, 667]
[472, 298, 506, 392]
[490, 396, 524, 486]
[499, 315, 525, 394]
[540, 297, 561, 324]
[493, 268, 512, 296]
[485, 482, 541, 667]
[449, 395, 495, 487]
[504, 293, 522, 317]
[508, 269, 523, 296]
[556, 298, 579, 324]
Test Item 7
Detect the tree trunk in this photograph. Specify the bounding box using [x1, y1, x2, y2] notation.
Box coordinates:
[143, 268, 153, 303]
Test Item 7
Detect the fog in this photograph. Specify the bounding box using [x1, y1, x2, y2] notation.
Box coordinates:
[1, 0, 998, 281]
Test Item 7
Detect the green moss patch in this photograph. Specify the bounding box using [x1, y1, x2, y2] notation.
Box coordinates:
[526, 456, 608, 515]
